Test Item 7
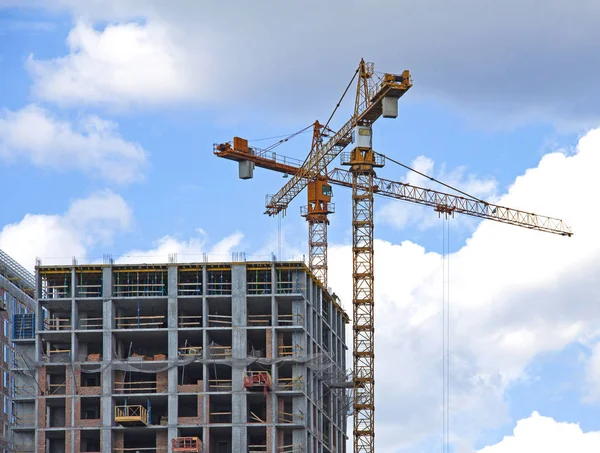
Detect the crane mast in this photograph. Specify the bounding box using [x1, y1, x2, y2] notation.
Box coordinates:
[213, 59, 572, 453]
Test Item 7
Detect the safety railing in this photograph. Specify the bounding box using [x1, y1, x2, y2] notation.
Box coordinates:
[14, 414, 36, 427]
[206, 282, 232, 295]
[278, 411, 304, 424]
[178, 346, 202, 357]
[114, 405, 148, 425]
[76, 284, 102, 298]
[278, 344, 303, 357]
[207, 345, 232, 358]
[41, 284, 71, 299]
[48, 382, 67, 395]
[178, 281, 203, 296]
[209, 411, 232, 423]
[249, 446, 267, 453]
[114, 380, 158, 394]
[44, 318, 71, 331]
[277, 313, 304, 326]
[207, 379, 232, 392]
[247, 281, 272, 295]
[207, 314, 232, 327]
[247, 314, 271, 326]
[115, 315, 165, 329]
[278, 445, 303, 453]
[79, 317, 103, 329]
[277, 377, 304, 391]
[178, 315, 202, 328]
[172, 437, 202, 452]
[43, 349, 71, 363]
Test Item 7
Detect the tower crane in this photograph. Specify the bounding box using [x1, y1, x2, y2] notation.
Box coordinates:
[214, 59, 572, 453]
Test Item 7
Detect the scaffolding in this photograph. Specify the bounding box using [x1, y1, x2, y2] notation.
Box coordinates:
[0, 248, 35, 297]
[13, 314, 35, 339]
[114, 405, 148, 426]
[172, 437, 202, 452]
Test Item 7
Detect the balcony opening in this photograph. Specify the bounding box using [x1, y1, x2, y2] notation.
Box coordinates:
[77, 333, 103, 362]
[178, 362, 203, 389]
[178, 298, 202, 328]
[206, 268, 231, 295]
[47, 399, 66, 427]
[248, 426, 267, 453]
[113, 267, 168, 298]
[178, 268, 203, 296]
[80, 429, 100, 453]
[114, 300, 167, 330]
[178, 330, 203, 358]
[247, 267, 271, 295]
[81, 371, 101, 388]
[45, 367, 66, 395]
[209, 394, 232, 424]
[178, 394, 198, 418]
[75, 269, 102, 298]
[247, 394, 267, 424]
[77, 302, 103, 330]
[247, 297, 271, 327]
[247, 329, 267, 358]
[207, 298, 232, 328]
[207, 364, 232, 392]
[276, 299, 304, 327]
[114, 371, 158, 394]
[207, 330, 232, 359]
[40, 270, 71, 299]
[80, 397, 101, 420]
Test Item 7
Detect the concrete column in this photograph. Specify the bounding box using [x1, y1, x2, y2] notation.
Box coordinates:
[101, 266, 113, 452]
[231, 265, 247, 453]
[167, 266, 178, 452]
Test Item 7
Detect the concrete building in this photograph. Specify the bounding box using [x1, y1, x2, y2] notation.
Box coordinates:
[13, 260, 349, 453]
[0, 249, 35, 453]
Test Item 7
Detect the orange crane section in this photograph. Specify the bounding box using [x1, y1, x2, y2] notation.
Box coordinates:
[215, 59, 572, 453]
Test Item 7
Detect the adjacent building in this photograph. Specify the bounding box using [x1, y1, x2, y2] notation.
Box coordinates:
[0, 249, 35, 453]
[13, 260, 349, 453]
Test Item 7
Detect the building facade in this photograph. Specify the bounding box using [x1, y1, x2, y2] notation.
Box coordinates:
[0, 249, 35, 453]
[13, 260, 349, 453]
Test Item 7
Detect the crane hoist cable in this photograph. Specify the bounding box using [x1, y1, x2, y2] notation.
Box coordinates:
[376, 151, 486, 203]
[441, 216, 451, 453]
[248, 124, 314, 151]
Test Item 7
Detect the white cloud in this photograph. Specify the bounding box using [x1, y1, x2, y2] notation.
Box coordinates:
[116, 229, 245, 264]
[27, 20, 206, 108]
[583, 343, 600, 403]
[0, 104, 146, 184]
[17, 0, 600, 125]
[478, 412, 600, 453]
[328, 126, 600, 451]
[376, 155, 498, 231]
[0, 190, 132, 271]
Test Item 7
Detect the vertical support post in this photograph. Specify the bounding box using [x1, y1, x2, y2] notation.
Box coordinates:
[352, 169, 375, 453]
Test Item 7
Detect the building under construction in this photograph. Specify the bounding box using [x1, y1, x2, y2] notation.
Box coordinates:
[12, 260, 349, 453]
[0, 249, 35, 453]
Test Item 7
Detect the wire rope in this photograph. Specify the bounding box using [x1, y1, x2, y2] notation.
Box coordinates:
[376, 152, 486, 203]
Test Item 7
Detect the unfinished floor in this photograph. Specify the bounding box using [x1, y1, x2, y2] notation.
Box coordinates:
[12, 261, 349, 453]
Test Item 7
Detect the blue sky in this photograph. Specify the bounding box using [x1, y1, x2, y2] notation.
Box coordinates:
[1, 2, 599, 452]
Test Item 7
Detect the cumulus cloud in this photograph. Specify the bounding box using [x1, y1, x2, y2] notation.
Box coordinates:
[116, 229, 245, 264]
[27, 20, 205, 107]
[328, 126, 600, 451]
[0, 190, 132, 271]
[376, 155, 498, 231]
[0, 104, 146, 183]
[16, 0, 600, 125]
[478, 412, 600, 453]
